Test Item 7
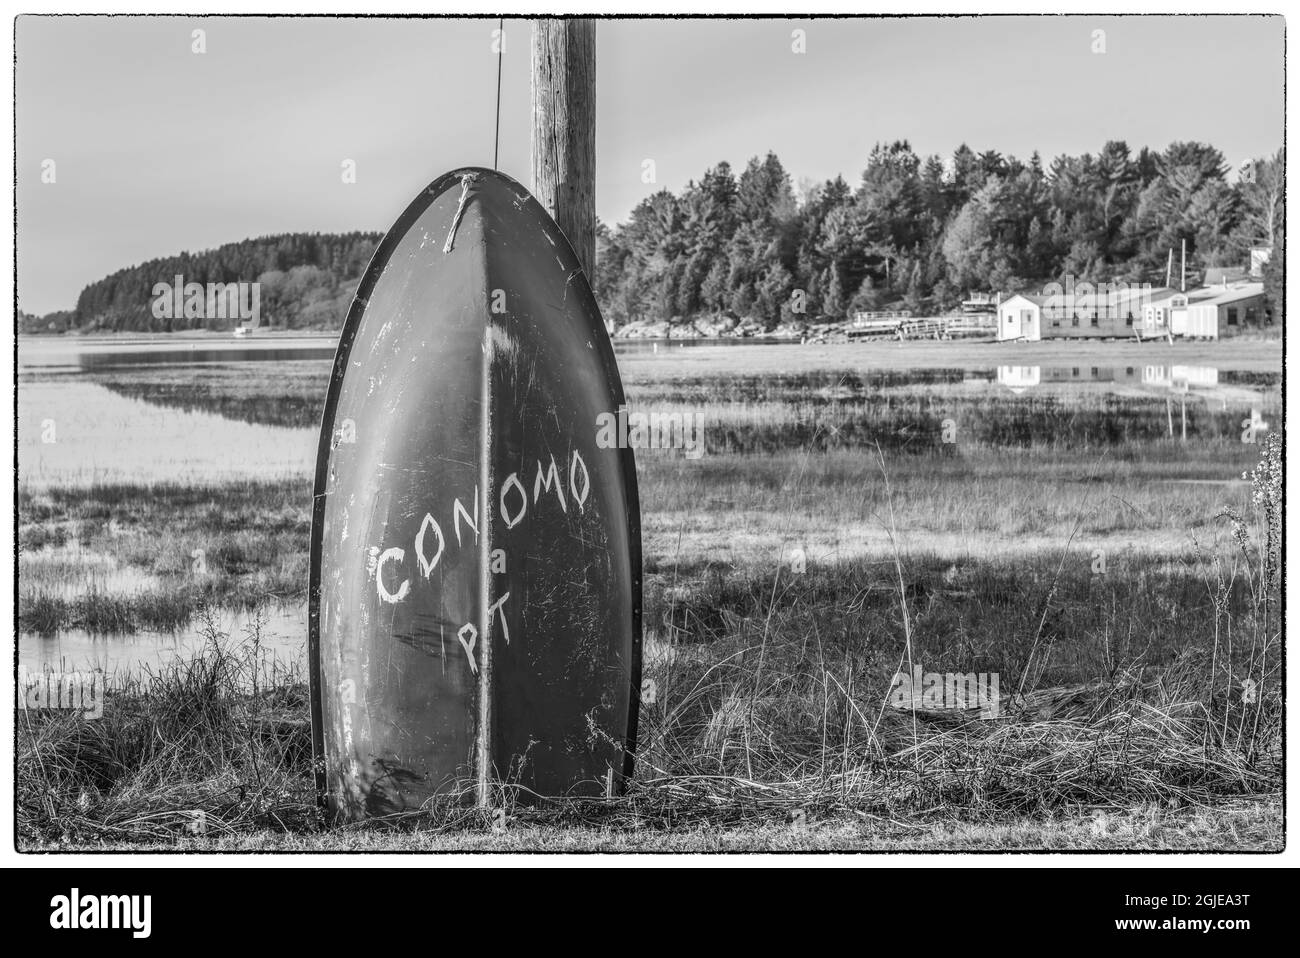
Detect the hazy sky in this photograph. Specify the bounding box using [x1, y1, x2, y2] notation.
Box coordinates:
[16, 15, 1284, 315]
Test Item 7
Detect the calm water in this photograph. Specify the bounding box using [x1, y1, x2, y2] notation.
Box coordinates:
[18, 335, 340, 371]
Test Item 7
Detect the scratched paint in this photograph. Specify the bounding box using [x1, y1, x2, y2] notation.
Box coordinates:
[309, 169, 641, 820]
[367, 449, 590, 662]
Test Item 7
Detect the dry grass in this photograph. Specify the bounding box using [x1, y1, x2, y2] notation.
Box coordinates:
[18, 570, 1281, 849]
[18, 610, 316, 844]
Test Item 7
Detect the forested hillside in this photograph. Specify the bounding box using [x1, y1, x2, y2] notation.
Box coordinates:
[26, 140, 1283, 334]
[47, 232, 382, 333]
[592, 141, 1283, 330]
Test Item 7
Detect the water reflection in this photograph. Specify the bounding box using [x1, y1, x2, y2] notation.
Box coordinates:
[18, 605, 306, 686]
[997, 366, 1041, 393]
[995, 364, 1279, 397]
[999, 364, 1221, 388]
[994, 364, 1276, 443]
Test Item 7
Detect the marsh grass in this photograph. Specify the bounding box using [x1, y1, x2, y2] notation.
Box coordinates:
[19, 587, 196, 634]
[19, 442, 1260, 634]
[19, 479, 310, 633]
[18, 610, 1279, 847]
[18, 609, 317, 843]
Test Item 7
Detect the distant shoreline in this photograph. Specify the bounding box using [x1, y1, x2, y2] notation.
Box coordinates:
[17, 329, 1282, 375]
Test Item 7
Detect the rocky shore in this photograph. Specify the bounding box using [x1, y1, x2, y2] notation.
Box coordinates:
[613, 314, 842, 342]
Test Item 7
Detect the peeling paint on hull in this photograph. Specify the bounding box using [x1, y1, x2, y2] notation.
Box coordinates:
[309, 168, 642, 820]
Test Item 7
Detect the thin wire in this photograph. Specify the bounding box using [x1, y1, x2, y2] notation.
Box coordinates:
[493, 17, 504, 170]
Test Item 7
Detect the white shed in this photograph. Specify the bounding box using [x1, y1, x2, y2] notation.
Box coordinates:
[997, 294, 1044, 342]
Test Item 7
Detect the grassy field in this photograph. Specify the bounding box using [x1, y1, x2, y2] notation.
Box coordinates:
[16, 338, 1283, 852]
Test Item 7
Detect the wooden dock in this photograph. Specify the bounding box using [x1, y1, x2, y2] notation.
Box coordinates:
[847, 314, 998, 341]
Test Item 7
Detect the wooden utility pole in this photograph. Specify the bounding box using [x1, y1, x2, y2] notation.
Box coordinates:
[531, 19, 596, 276]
